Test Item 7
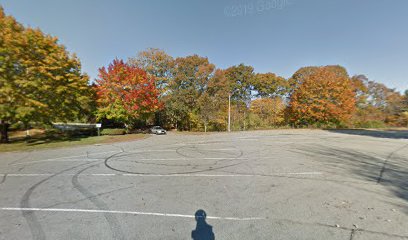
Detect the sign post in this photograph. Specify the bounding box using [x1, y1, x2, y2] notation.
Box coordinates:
[96, 123, 102, 136]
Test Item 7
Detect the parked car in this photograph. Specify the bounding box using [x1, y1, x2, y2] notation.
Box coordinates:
[150, 126, 167, 135]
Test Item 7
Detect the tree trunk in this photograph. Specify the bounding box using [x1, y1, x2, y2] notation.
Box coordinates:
[243, 111, 246, 131]
[0, 120, 10, 143]
[204, 123, 207, 133]
[24, 122, 31, 140]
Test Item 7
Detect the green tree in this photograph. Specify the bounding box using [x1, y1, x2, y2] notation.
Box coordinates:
[165, 55, 215, 130]
[0, 7, 93, 142]
[224, 64, 255, 130]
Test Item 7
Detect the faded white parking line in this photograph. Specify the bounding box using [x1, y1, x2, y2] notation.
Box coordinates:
[0, 207, 264, 221]
[0, 172, 322, 177]
[9, 149, 178, 165]
[10, 157, 249, 165]
[11, 159, 101, 165]
[9, 150, 119, 165]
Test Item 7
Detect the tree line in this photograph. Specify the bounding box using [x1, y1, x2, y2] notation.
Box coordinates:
[99, 48, 408, 132]
[1, 7, 407, 142]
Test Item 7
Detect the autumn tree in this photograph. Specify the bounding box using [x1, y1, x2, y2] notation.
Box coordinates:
[0, 7, 93, 143]
[404, 90, 408, 112]
[289, 65, 349, 95]
[197, 69, 230, 131]
[350, 75, 369, 107]
[250, 98, 285, 127]
[224, 64, 255, 130]
[95, 59, 161, 129]
[349, 74, 407, 127]
[128, 48, 174, 125]
[400, 90, 408, 126]
[252, 73, 288, 98]
[128, 48, 174, 94]
[287, 67, 356, 126]
[165, 55, 215, 130]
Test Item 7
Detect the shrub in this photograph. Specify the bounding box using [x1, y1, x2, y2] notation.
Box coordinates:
[45, 128, 97, 137]
[101, 128, 126, 135]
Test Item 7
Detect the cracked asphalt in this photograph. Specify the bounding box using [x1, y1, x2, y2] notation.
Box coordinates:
[0, 129, 407, 240]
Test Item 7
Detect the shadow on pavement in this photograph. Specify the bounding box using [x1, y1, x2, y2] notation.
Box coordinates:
[292, 144, 408, 211]
[326, 129, 408, 139]
[192, 210, 215, 240]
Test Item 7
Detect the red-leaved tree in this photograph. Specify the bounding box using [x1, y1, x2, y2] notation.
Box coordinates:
[95, 59, 161, 128]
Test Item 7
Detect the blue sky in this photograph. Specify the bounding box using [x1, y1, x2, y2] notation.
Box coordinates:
[1, 0, 407, 91]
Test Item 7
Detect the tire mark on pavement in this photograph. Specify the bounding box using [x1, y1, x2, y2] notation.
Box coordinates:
[0, 174, 7, 184]
[7, 152, 32, 165]
[104, 142, 248, 176]
[176, 145, 195, 158]
[18, 147, 124, 240]
[20, 162, 92, 240]
[43, 185, 134, 209]
[377, 144, 408, 184]
[349, 229, 357, 240]
[71, 147, 127, 240]
[104, 155, 248, 175]
[72, 164, 126, 240]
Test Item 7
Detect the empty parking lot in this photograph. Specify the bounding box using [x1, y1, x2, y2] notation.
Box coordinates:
[0, 129, 407, 239]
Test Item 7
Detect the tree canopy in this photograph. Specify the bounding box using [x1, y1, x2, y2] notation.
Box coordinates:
[287, 67, 356, 126]
[95, 59, 161, 128]
[0, 7, 93, 142]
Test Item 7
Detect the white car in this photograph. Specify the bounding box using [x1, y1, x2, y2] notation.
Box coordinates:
[150, 126, 167, 135]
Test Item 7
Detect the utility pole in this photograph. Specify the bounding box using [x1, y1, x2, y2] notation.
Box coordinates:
[228, 94, 231, 132]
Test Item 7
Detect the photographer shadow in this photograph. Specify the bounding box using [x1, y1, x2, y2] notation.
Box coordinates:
[191, 210, 215, 240]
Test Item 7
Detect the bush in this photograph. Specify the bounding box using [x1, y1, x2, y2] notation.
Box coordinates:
[45, 128, 97, 138]
[101, 128, 126, 135]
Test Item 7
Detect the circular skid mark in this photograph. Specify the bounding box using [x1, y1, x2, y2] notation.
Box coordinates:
[104, 153, 249, 175]
[102, 142, 247, 175]
[175, 142, 243, 159]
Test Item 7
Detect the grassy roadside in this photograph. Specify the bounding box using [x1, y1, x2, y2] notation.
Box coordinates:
[0, 130, 148, 153]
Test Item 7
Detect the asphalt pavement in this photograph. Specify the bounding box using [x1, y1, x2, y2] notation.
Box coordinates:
[0, 129, 407, 240]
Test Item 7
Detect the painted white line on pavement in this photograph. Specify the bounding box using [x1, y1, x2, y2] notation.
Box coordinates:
[128, 149, 175, 153]
[126, 157, 248, 161]
[9, 149, 178, 165]
[11, 159, 101, 165]
[0, 172, 322, 177]
[0, 207, 264, 221]
[199, 149, 236, 151]
[10, 157, 250, 165]
[10, 150, 120, 165]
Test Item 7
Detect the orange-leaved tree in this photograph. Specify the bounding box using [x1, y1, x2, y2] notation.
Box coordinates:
[95, 59, 161, 129]
[287, 67, 356, 127]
